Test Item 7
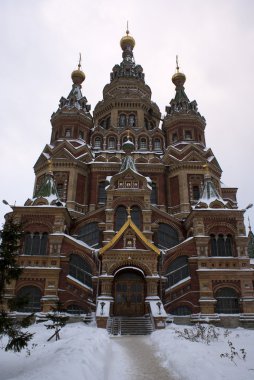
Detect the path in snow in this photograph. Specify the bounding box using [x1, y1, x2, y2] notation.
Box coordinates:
[104, 336, 178, 380]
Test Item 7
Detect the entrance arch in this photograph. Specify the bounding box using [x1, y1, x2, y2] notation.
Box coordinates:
[114, 269, 145, 316]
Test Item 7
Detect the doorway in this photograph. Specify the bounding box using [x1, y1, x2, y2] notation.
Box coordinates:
[114, 270, 145, 316]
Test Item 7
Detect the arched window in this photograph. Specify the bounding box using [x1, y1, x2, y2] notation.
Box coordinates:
[128, 114, 136, 127]
[115, 206, 127, 231]
[210, 234, 233, 256]
[151, 182, 157, 204]
[119, 114, 127, 127]
[170, 306, 192, 315]
[77, 222, 101, 248]
[16, 286, 42, 312]
[98, 181, 107, 204]
[215, 288, 240, 314]
[154, 138, 161, 151]
[69, 254, 92, 288]
[131, 206, 142, 229]
[156, 223, 179, 249]
[23, 232, 48, 255]
[139, 137, 147, 150]
[94, 136, 102, 149]
[108, 137, 116, 150]
[166, 256, 189, 287]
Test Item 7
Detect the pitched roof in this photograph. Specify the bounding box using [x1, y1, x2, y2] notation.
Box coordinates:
[99, 216, 160, 255]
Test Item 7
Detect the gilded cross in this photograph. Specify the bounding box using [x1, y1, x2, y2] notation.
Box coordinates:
[127, 206, 132, 216]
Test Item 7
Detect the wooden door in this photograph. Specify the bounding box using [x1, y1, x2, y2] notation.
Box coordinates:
[114, 271, 145, 316]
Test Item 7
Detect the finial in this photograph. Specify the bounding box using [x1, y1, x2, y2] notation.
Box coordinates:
[120, 23, 135, 50]
[127, 129, 130, 139]
[176, 55, 179, 72]
[78, 52, 82, 70]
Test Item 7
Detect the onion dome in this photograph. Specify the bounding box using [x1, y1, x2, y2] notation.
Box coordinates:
[172, 55, 186, 87]
[120, 28, 135, 50]
[71, 54, 86, 85]
[122, 138, 135, 153]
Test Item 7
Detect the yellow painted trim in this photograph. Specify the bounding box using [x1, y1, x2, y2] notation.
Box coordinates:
[99, 216, 160, 255]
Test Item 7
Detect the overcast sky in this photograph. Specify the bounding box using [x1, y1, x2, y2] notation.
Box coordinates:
[0, 0, 254, 230]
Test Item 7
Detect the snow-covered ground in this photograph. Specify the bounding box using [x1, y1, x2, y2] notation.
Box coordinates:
[0, 322, 254, 380]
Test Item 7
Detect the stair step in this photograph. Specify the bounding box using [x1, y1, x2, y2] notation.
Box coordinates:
[107, 316, 154, 336]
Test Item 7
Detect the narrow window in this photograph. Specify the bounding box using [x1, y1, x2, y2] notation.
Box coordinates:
[57, 183, 64, 199]
[185, 130, 192, 140]
[94, 137, 102, 149]
[98, 181, 107, 204]
[139, 138, 147, 150]
[115, 206, 127, 231]
[128, 114, 136, 127]
[192, 185, 200, 200]
[119, 114, 127, 127]
[151, 182, 157, 204]
[108, 137, 116, 149]
[154, 139, 161, 151]
[65, 129, 71, 137]
[131, 206, 142, 229]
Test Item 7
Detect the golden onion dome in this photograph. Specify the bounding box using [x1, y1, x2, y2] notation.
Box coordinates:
[172, 71, 186, 86]
[71, 68, 86, 85]
[120, 29, 135, 50]
[172, 56, 186, 86]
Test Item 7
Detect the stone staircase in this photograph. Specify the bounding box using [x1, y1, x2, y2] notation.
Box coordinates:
[107, 315, 154, 336]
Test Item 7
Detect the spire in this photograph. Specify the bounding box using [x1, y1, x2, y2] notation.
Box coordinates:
[171, 56, 189, 102]
[110, 26, 144, 82]
[165, 56, 201, 118]
[33, 161, 63, 206]
[248, 220, 254, 258]
[195, 165, 229, 209]
[57, 55, 91, 113]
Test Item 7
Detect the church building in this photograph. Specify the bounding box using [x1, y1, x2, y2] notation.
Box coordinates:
[4, 29, 254, 330]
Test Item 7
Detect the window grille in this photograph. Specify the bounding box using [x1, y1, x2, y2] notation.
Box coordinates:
[156, 223, 179, 249]
[215, 288, 239, 314]
[166, 256, 189, 287]
[77, 222, 101, 248]
[69, 254, 92, 288]
[210, 234, 233, 256]
[17, 286, 42, 312]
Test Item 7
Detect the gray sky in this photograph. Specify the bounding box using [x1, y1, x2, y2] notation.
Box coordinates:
[1, 0, 254, 230]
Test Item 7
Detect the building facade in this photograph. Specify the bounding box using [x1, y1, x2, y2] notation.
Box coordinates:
[5, 30, 254, 327]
